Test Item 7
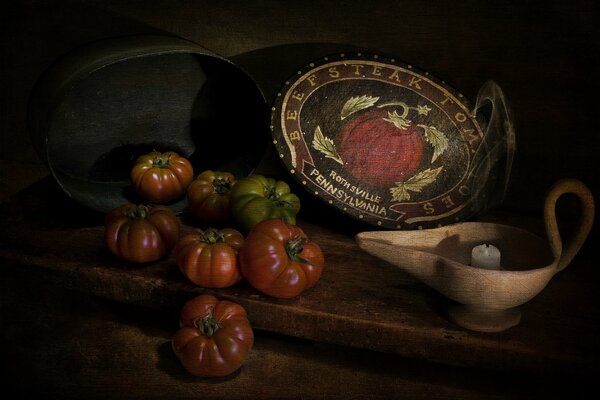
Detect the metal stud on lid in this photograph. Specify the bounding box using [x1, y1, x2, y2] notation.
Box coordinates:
[270, 53, 513, 229]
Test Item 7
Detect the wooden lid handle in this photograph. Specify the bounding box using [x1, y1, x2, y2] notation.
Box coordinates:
[544, 179, 595, 271]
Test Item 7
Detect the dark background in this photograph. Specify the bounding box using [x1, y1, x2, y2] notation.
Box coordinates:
[1, 1, 599, 398]
[2, 0, 599, 216]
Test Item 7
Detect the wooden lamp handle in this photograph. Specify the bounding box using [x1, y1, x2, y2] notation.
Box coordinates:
[544, 179, 595, 271]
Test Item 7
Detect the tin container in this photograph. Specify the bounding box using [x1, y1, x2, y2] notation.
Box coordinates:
[28, 35, 268, 213]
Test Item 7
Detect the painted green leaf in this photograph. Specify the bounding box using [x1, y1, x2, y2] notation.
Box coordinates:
[389, 167, 443, 202]
[341, 95, 379, 120]
[418, 124, 449, 163]
[312, 126, 344, 165]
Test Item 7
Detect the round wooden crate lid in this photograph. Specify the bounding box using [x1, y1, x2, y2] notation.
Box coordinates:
[270, 53, 487, 229]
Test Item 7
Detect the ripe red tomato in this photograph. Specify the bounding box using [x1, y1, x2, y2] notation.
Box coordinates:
[172, 294, 254, 377]
[338, 109, 424, 187]
[239, 219, 325, 298]
[174, 228, 244, 288]
[186, 170, 235, 224]
[104, 203, 180, 263]
[130, 151, 193, 204]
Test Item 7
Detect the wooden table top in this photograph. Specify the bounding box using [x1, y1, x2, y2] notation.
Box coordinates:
[3, 269, 589, 400]
[1, 177, 598, 398]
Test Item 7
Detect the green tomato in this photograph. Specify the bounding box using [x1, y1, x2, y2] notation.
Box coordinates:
[229, 174, 301, 233]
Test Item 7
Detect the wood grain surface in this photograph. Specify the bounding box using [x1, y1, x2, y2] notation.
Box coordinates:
[3, 269, 589, 400]
[2, 177, 598, 380]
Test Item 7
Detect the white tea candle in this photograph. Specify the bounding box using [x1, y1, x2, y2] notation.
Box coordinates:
[471, 244, 501, 270]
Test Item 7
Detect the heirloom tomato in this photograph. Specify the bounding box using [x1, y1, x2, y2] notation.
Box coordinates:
[130, 151, 193, 204]
[229, 174, 300, 233]
[174, 228, 244, 288]
[239, 219, 324, 298]
[187, 170, 235, 224]
[104, 203, 180, 263]
[172, 294, 254, 377]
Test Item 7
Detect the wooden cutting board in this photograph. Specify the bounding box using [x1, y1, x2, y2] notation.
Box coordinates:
[1, 177, 597, 377]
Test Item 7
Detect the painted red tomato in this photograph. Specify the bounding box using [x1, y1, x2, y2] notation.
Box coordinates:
[130, 151, 194, 204]
[338, 109, 424, 187]
[174, 228, 244, 288]
[104, 203, 180, 263]
[172, 294, 254, 377]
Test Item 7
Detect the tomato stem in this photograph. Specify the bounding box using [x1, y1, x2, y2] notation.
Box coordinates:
[202, 228, 225, 244]
[213, 177, 232, 195]
[152, 153, 171, 168]
[275, 199, 291, 207]
[127, 204, 150, 219]
[193, 313, 222, 337]
[286, 236, 308, 263]
[265, 186, 280, 201]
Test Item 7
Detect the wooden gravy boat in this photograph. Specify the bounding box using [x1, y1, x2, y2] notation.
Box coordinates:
[356, 179, 595, 332]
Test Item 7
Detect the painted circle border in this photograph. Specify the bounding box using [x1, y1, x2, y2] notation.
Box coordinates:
[270, 53, 486, 229]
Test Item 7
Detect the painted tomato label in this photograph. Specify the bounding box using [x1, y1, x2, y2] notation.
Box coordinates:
[271, 54, 485, 229]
